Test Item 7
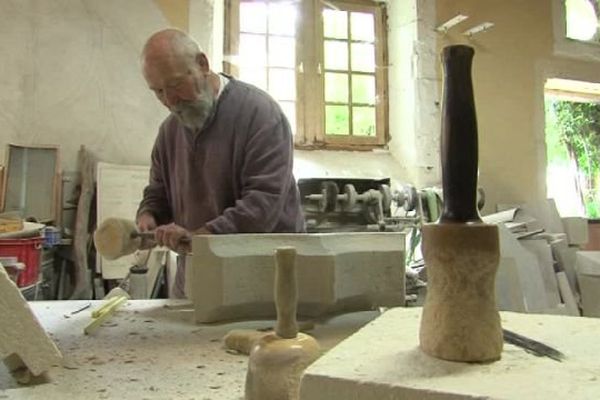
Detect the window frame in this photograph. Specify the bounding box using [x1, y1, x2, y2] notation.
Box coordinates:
[224, 0, 389, 150]
[552, 0, 600, 62]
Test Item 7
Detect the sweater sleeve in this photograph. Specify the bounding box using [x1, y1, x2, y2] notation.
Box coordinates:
[205, 115, 295, 233]
[136, 132, 173, 225]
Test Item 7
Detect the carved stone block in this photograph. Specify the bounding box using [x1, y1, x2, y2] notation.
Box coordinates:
[189, 233, 405, 323]
[0, 266, 62, 380]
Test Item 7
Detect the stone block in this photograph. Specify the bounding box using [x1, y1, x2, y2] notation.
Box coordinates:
[556, 271, 580, 316]
[496, 225, 549, 312]
[575, 251, 600, 317]
[561, 217, 588, 246]
[551, 239, 579, 294]
[0, 266, 62, 379]
[300, 307, 600, 400]
[495, 257, 526, 312]
[520, 239, 561, 310]
[189, 233, 405, 323]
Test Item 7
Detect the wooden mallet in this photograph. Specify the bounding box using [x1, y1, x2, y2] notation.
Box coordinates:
[94, 217, 190, 260]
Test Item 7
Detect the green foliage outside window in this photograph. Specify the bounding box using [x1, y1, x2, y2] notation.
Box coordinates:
[548, 99, 600, 217]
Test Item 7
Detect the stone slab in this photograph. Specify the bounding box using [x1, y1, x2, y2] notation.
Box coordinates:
[561, 216, 588, 246]
[495, 257, 526, 312]
[556, 271, 580, 316]
[551, 239, 579, 294]
[575, 251, 600, 317]
[496, 225, 549, 312]
[520, 239, 561, 309]
[300, 307, 600, 400]
[189, 233, 405, 323]
[0, 266, 62, 378]
[1, 300, 379, 398]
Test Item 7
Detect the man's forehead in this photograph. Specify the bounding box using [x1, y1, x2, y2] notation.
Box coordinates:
[144, 56, 189, 83]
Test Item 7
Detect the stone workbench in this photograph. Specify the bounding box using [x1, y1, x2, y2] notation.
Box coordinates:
[0, 300, 379, 399]
[301, 307, 600, 400]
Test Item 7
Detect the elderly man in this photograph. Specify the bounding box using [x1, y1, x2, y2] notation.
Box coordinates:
[136, 28, 305, 297]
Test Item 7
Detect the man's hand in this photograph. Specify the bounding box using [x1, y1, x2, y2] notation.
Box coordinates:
[154, 223, 192, 254]
[137, 212, 157, 232]
[136, 212, 157, 249]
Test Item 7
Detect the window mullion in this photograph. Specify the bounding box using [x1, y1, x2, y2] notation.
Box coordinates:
[224, 0, 240, 77]
[295, 0, 309, 145]
[375, 4, 388, 145]
[313, 0, 325, 145]
[347, 10, 354, 137]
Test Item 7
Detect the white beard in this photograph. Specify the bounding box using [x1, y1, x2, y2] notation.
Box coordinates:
[173, 83, 215, 131]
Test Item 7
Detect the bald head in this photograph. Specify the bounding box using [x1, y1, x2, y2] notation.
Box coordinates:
[142, 29, 204, 69]
[141, 29, 218, 131]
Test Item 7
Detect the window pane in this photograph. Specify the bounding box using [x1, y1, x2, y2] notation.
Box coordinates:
[268, 37, 295, 68]
[565, 0, 598, 41]
[268, 2, 297, 36]
[352, 75, 376, 105]
[351, 12, 375, 42]
[324, 40, 348, 70]
[239, 67, 267, 91]
[351, 43, 375, 72]
[323, 9, 348, 39]
[325, 73, 348, 103]
[279, 100, 296, 135]
[240, 34, 266, 67]
[268, 68, 295, 101]
[352, 106, 376, 136]
[326, 105, 349, 135]
[240, 2, 267, 34]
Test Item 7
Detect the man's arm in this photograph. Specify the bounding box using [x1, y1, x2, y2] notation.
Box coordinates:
[205, 116, 297, 233]
[136, 136, 173, 227]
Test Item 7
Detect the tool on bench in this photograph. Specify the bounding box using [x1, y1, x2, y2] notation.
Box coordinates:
[84, 295, 128, 335]
[503, 328, 565, 362]
[93, 217, 190, 260]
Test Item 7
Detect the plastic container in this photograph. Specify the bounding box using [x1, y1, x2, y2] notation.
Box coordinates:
[42, 226, 62, 247]
[0, 236, 44, 287]
[2, 262, 25, 284]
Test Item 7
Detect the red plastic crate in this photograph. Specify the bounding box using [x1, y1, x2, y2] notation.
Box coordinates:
[0, 236, 44, 287]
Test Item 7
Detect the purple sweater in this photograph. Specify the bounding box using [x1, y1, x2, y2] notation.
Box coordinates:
[138, 77, 305, 234]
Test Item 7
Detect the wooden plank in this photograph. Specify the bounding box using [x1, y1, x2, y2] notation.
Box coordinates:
[70, 146, 95, 300]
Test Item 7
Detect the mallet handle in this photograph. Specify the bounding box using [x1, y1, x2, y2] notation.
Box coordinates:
[130, 231, 191, 243]
[274, 247, 299, 339]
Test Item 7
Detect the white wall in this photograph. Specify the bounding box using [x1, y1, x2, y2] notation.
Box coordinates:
[0, 0, 170, 171]
[386, 0, 441, 189]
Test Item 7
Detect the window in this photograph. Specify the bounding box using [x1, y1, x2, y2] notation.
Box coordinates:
[225, 0, 388, 149]
[565, 0, 599, 42]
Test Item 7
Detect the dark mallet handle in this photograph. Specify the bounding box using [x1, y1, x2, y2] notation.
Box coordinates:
[440, 45, 482, 223]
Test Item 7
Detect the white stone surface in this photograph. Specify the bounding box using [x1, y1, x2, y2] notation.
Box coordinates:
[551, 239, 580, 294]
[0, 267, 62, 377]
[556, 271, 580, 316]
[496, 225, 549, 312]
[520, 239, 561, 310]
[495, 257, 527, 312]
[190, 233, 405, 323]
[561, 216, 589, 246]
[576, 251, 600, 317]
[0, 300, 379, 398]
[300, 307, 600, 400]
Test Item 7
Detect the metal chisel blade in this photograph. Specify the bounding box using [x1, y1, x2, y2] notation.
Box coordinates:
[503, 328, 565, 362]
